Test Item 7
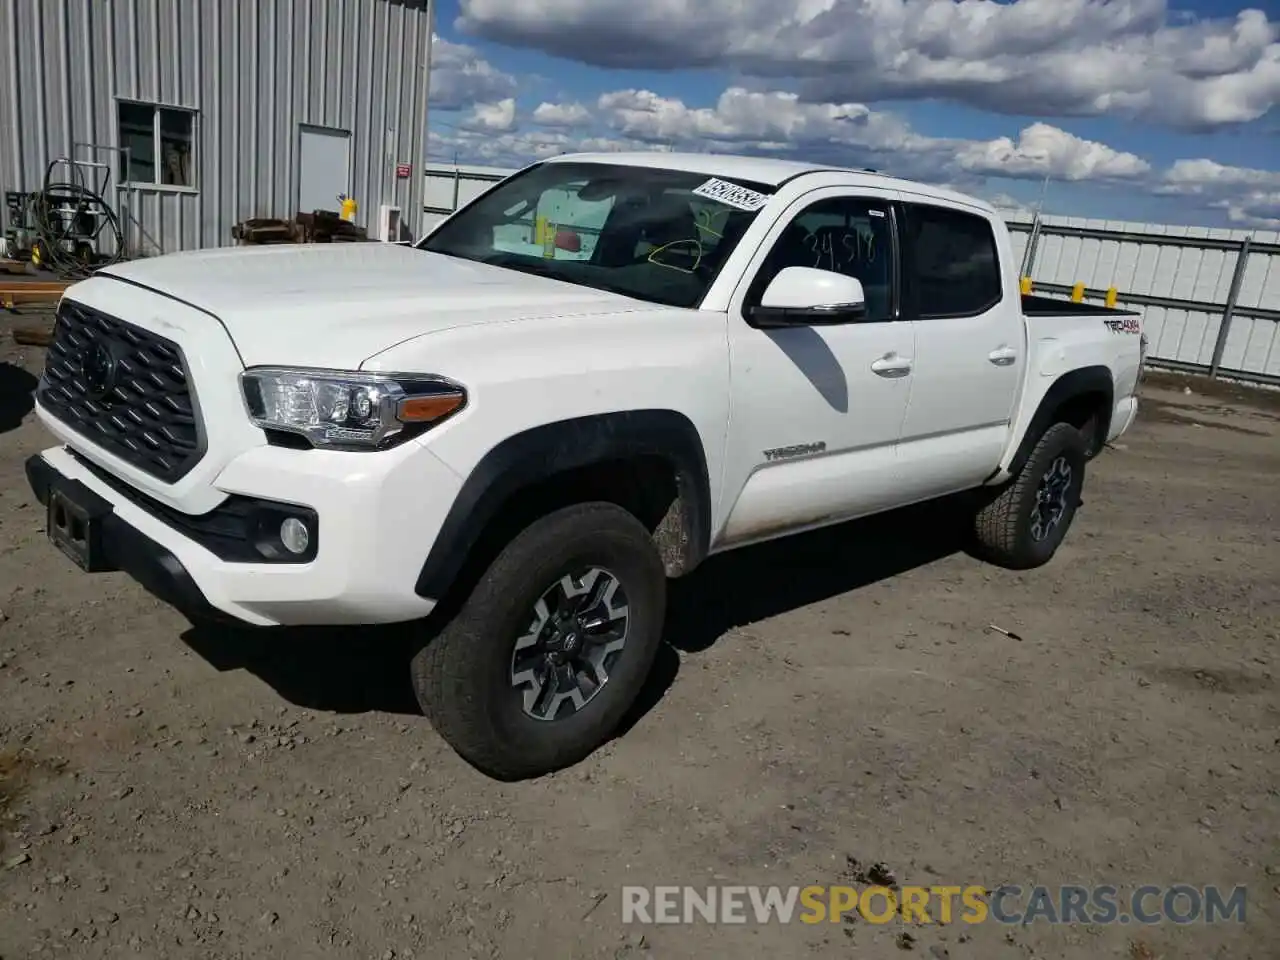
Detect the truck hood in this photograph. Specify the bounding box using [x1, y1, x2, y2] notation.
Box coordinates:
[97, 243, 644, 368]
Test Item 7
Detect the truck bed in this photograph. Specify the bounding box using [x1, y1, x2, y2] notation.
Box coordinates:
[1021, 293, 1139, 318]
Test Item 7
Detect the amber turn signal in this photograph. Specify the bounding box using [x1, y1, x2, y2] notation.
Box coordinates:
[397, 391, 466, 423]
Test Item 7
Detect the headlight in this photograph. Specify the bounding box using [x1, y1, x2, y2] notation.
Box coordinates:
[239, 367, 466, 450]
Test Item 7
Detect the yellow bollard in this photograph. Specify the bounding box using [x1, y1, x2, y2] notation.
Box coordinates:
[1071, 282, 1085, 303]
[1105, 287, 1118, 309]
[1020, 276, 1033, 295]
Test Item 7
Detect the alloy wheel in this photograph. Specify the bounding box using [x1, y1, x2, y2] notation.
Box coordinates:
[1031, 455, 1073, 542]
[509, 567, 631, 721]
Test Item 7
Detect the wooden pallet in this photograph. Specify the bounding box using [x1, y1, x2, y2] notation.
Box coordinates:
[1, 279, 69, 310]
[11, 324, 54, 347]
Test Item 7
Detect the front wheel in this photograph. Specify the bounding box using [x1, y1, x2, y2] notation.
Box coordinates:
[971, 422, 1088, 570]
[411, 502, 667, 780]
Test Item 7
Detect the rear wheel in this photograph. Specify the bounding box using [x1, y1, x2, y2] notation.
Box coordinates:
[411, 502, 666, 780]
[971, 422, 1087, 570]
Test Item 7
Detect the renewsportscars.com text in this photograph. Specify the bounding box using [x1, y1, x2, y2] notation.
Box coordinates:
[621, 884, 1248, 926]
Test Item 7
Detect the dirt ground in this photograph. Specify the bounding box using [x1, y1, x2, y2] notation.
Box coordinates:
[1, 317, 1278, 959]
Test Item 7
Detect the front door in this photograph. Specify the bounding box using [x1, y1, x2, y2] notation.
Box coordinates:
[717, 187, 916, 547]
[298, 125, 351, 215]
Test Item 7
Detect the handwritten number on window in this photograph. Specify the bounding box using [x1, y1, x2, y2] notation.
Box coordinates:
[844, 228, 877, 266]
[805, 225, 878, 271]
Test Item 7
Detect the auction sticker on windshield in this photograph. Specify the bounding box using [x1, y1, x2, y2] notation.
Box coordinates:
[691, 178, 771, 212]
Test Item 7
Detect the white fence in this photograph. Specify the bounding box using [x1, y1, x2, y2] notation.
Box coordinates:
[424, 162, 513, 227]
[422, 163, 1280, 385]
[1009, 218, 1280, 384]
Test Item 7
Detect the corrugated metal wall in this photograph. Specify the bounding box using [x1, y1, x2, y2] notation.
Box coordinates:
[0, 0, 433, 254]
[1016, 216, 1280, 384]
[416, 164, 1280, 384]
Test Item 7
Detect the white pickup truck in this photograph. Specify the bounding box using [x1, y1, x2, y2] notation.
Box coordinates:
[26, 153, 1145, 779]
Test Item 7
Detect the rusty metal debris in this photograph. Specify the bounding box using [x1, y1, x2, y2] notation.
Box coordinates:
[232, 209, 369, 246]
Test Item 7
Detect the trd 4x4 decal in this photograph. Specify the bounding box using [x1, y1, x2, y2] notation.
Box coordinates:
[1103, 316, 1141, 335]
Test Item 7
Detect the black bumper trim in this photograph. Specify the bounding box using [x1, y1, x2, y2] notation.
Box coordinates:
[64, 449, 319, 565]
[26, 454, 232, 623]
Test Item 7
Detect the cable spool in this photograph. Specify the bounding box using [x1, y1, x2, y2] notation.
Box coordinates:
[22, 160, 127, 280]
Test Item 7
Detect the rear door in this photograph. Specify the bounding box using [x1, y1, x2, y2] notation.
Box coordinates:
[892, 199, 1025, 500]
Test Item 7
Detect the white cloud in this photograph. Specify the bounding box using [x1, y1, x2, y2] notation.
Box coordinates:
[984, 193, 1037, 218]
[954, 122, 1151, 181]
[429, 76, 1273, 228]
[573, 136, 672, 155]
[1228, 192, 1280, 227]
[591, 86, 1148, 185]
[431, 126, 573, 168]
[1218, 192, 1280, 228]
[461, 98, 518, 132]
[430, 118, 673, 169]
[456, 0, 1280, 129]
[532, 101, 593, 127]
[430, 35, 518, 110]
[595, 88, 923, 153]
[1155, 159, 1280, 227]
[593, 86, 946, 186]
[1159, 157, 1280, 193]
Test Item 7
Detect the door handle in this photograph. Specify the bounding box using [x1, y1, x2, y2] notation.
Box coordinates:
[871, 353, 913, 378]
[988, 346, 1018, 366]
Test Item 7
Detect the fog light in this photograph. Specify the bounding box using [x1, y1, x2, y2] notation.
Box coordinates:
[279, 517, 310, 555]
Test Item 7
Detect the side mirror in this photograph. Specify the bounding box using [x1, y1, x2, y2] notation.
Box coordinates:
[747, 267, 867, 328]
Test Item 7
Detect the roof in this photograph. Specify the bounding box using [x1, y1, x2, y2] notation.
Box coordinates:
[543, 151, 831, 186]
[543, 151, 996, 215]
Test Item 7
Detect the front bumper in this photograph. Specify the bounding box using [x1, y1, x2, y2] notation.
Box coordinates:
[26, 455, 229, 623]
[26, 441, 464, 627]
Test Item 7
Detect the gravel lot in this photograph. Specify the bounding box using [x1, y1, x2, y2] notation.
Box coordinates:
[2, 317, 1278, 959]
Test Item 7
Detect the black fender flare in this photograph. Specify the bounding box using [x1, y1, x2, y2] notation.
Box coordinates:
[414, 410, 712, 600]
[1006, 365, 1115, 476]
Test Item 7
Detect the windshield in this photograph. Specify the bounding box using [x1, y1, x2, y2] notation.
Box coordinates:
[418, 162, 775, 309]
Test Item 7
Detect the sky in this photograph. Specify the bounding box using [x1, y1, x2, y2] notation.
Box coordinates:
[425, 0, 1280, 228]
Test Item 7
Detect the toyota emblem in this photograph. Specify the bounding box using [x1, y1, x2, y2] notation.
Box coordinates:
[81, 340, 117, 399]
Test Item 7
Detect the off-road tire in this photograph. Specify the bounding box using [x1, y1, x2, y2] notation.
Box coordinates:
[971, 422, 1088, 570]
[411, 502, 666, 781]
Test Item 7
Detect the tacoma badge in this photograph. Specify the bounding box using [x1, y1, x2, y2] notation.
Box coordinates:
[764, 441, 827, 462]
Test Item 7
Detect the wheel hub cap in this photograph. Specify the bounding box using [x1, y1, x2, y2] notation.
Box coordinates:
[1031, 455, 1073, 542]
[509, 567, 630, 722]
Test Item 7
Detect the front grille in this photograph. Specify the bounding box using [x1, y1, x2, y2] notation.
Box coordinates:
[39, 299, 204, 483]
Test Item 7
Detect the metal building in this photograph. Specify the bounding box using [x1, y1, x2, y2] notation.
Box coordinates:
[1, 0, 434, 258]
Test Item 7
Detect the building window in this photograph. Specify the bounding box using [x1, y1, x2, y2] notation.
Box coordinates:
[117, 101, 196, 188]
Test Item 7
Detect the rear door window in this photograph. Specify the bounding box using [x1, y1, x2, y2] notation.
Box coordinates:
[903, 205, 1002, 318]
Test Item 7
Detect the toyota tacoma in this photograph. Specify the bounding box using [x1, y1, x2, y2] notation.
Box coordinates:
[25, 153, 1145, 779]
